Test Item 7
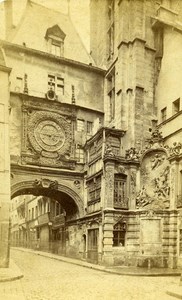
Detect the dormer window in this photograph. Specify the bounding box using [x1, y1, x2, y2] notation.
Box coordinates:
[45, 25, 66, 57]
[52, 40, 62, 56]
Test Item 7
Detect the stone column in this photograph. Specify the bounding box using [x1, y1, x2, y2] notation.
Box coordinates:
[0, 65, 11, 267]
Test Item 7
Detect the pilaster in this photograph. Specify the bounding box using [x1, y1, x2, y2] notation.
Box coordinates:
[0, 65, 11, 267]
[104, 160, 115, 208]
[102, 211, 114, 266]
[169, 158, 179, 209]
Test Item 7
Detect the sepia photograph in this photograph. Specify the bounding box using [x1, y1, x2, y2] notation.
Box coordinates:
[0, 0, 182, 299]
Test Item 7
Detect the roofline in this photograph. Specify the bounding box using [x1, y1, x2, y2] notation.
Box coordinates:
[0, 40, 106, 75]
[0, 64, 12, 73]
[11, 91, 104, 115]
[85, 126, 126, 147]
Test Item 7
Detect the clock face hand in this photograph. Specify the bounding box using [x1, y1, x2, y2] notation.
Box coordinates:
[34, 120, 65, 151]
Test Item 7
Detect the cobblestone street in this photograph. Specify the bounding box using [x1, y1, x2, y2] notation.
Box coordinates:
[2, 249, 178, 300]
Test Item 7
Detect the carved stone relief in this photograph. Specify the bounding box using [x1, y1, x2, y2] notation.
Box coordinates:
[167, 142, 182, 157]
[34, 178, 58, 190]
[104, 143, 115, 157]
[136, 150, 170, 209]
[117, 164, 126, 174]
[130, 171, 136, 196]
[125, 147, 140, 160]
[105, 164, 114, 207]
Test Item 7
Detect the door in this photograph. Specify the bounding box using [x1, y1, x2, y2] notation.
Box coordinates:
[87, 228, 99, 264]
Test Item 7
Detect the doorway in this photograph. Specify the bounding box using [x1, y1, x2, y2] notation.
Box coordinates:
[87, 228, 99, 264]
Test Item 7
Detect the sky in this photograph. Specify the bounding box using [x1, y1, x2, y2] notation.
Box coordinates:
[0, 0, 90, 50]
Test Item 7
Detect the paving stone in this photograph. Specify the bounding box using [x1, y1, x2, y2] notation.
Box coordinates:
[3, 249, 179, 300]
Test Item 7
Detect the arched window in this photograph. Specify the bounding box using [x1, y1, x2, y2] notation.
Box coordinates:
[113, 222, 126, 247]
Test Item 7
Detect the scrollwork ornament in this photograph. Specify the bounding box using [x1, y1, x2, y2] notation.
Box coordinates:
[169, 142, 182, 157]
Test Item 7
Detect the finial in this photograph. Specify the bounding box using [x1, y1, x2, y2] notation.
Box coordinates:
[72, 85, 76, 104]
[24, 73, 28, 94]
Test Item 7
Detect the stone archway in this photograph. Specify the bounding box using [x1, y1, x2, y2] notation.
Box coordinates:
[11, 178, 84, 218]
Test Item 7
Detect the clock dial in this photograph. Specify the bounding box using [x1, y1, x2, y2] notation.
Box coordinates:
[34, 120, 65, 152]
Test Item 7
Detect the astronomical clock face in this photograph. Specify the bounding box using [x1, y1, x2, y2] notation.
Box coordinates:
[34, 120, 65, 152]
[27, 110, 71, 159]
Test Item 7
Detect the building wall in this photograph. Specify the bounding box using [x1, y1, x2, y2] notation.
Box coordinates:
[6, 0, 182, 268]
[155, 26, 182, 141]
[39, 225, 49, 250]
[5, 48, 104, 110]
[0, 64, 11, 267]
[5, 47, 104, 162]
[90, 0, 158, 149]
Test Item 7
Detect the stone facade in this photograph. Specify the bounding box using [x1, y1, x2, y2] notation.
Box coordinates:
[1, 0, 182, 268]
[88, 0, 182, 268]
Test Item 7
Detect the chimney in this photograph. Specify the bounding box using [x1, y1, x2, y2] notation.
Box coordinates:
[4, 0, 13, 40]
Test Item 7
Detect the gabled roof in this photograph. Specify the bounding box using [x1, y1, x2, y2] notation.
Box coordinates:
[8, 1, 93, 65]
[45, 25, 66, 41]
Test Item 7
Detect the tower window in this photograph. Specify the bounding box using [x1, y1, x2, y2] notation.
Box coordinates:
[48, 74, 64, 96]
[51, 40, 62, 56]
[173, 98, 180, 115]
[77, 119, 85, 131]
[76, 145, 84, 163]
[87, 121, 93, 134]
[32, 207, 34, 219]
[161, 107, 167, 122]
[107, 69, 115, 121]
[15, 77, 23, 92]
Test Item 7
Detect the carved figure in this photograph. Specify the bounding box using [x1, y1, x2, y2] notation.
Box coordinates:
[151, 128, 163, 140]
[74, 180, 81, 189]
[130, 172, 136, 194]
[151, 153, 165, 169]
[118, 165, 125, 174]
[105, 143, 115, 157]
[125, 147, 139, 160]
[153, 166, 170, 198]
[170, 142, 182, 156]
[136, 186, 153, 208]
